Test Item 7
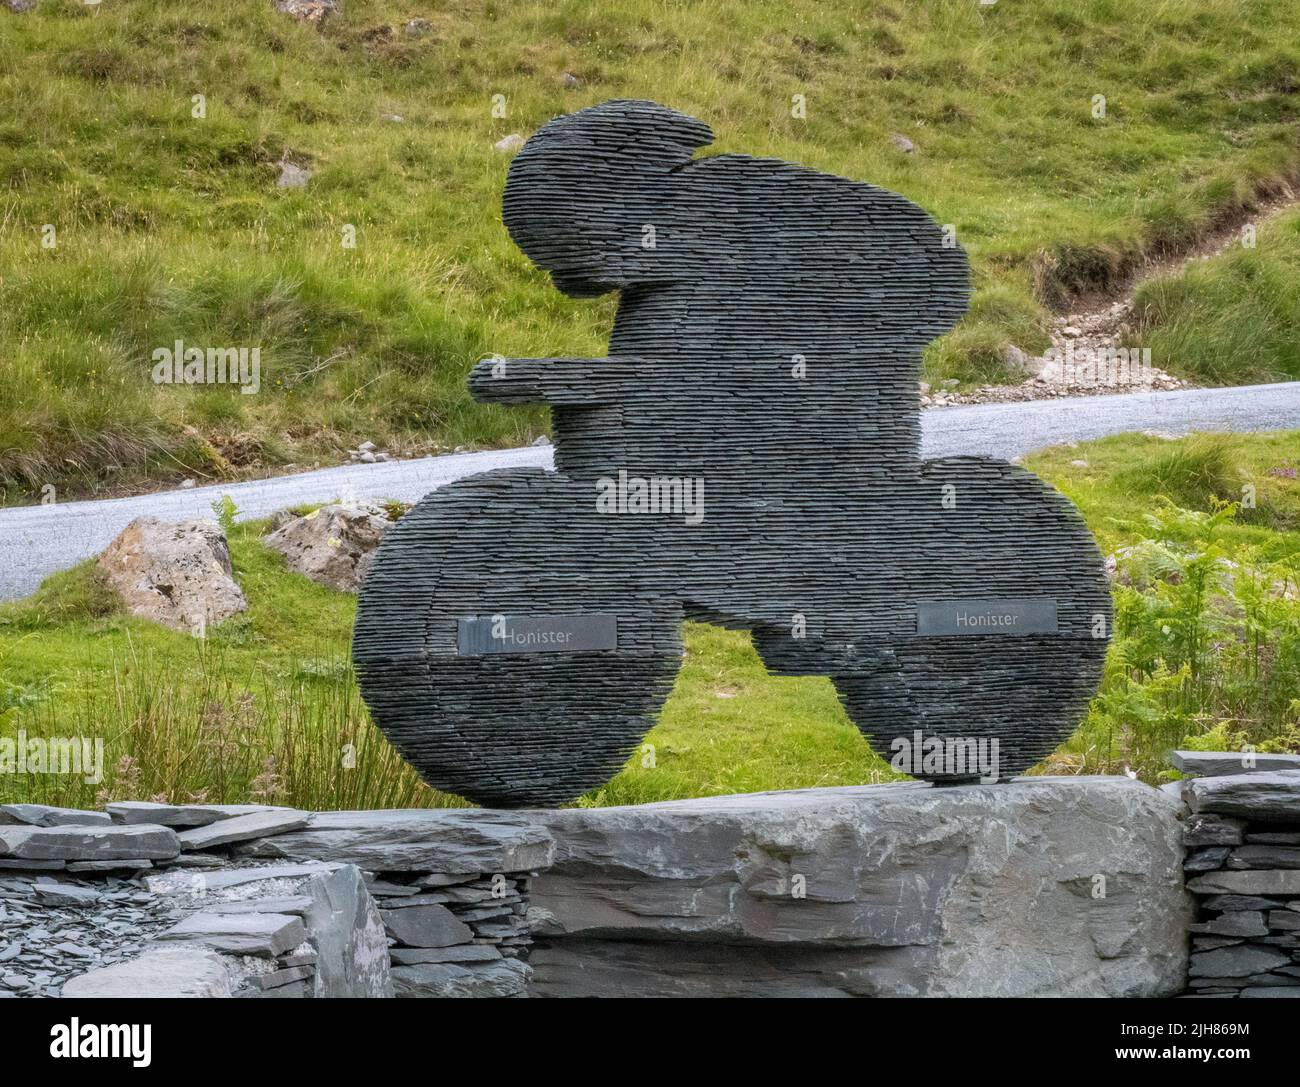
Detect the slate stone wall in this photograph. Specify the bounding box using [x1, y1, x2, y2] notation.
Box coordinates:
[1176, 768, 1300, 997]
[520, 777, 1191, 997]
[18, 773, 1296, 999]
[1, 803, 554, 998]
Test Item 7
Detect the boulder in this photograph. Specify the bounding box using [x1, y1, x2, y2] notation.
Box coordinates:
[263, 503, 391, 592]
[276, 160, 312, 189]
[96, 517, 246, 633]
[522, 778, 1191, 997]
[274, 0, 336, 26]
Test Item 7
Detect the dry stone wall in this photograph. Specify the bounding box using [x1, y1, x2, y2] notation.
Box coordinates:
[519, 776, 1191, 997]
[1176, 766, 1300, 998]
[12, 771, 1295, 998]
[0, 803, 554, 998]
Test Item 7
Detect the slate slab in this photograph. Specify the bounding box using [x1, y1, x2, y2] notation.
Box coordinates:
[1189, 945, 1292, 978]
[391, 957, 530, 998]
[32, 882, 101, 907]
[1201, 895, 1284, 912]
[1227, 845, 1300, 870]
[145, 862, 337, 895]
[66, 859, 153, 872]
[1182, 771, 1300, 822]
[1183, 814, 1246, 848]
[1172, 751, 1300, 777]
[1189, 911, 1267, 937]
[381, 903, 473, 948]
[0, 804, 111, 827]
[0, 823, 180, 862]
[255, 965, 314, 990]
[106, 802, 287, 827]
[236, 809, 555, 874]
[524, 777, 1191, 998]
[1185, 847, 1231, 872]
[1187, 870, 1300, 896]
[390, 945, 503, 965]
[62, 946, 235, 998]
[158, 912, 305, 957]
[204, 896, 314, 916]
[177, 810, 310, 851]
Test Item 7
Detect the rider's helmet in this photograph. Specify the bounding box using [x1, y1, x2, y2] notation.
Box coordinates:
[502, 100, 713, 297]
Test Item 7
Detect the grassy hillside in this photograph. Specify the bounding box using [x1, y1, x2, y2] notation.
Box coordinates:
[1129, 207, 1300, 384]
[1, 430, 1296, 810]
[2, 0, 1299, 502]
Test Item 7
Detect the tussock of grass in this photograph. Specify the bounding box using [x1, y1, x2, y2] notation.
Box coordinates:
[1128, 209, 1300, 385]
[3, 0, 1300, 499]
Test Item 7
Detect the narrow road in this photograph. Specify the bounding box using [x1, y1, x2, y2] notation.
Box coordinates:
[0, 381, 1296, 602]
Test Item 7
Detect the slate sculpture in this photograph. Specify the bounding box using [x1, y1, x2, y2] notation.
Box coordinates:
[353, 100, 1111, 808]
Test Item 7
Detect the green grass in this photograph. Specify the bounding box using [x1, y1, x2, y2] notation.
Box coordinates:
[3, 0, 1300, 500]
[1128, 208, 1300, 384]
[1, 429, 1296, 809]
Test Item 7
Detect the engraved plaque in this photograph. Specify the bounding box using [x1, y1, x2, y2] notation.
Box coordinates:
[457, 614, 618, 655]
[916, 599, 1058, 636]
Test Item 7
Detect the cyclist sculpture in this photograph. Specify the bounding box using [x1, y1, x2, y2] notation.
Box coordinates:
[353, 100, 1111, 808]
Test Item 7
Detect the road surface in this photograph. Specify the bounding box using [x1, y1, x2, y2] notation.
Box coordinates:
[0, 381, 1296, 602]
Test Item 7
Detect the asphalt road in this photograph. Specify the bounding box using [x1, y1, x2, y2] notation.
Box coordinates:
[1, 380, 1296, 602]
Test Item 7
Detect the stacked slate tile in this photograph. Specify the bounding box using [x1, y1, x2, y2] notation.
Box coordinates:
[369, 872, 535, 997]
[353, 98, 1112, 809]
[1173, 754, 1300, 997]
[1, 801, 556, 998]
[231, 808, 554, 997]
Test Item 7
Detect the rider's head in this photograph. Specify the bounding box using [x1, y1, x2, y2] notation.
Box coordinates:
[502, 100, 713, 297]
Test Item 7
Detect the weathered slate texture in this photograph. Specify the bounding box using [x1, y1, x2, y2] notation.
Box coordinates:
[522, 777, 1189, 997]
[1182, 771, 1300, 822]
[235, 809, 554, 873]
[351, 99, 1111, 808]
[1171, 751, 1300, 777]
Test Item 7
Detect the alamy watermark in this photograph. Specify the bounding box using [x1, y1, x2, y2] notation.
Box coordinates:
[151, 340, 261, 395]
[890, 729, 1000, 784]
[596, 469, 705, 525]
[1045, 342, 1155, 386]
[0, 730, 104, 785]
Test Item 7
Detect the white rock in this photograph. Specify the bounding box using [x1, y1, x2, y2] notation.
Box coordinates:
[494, 133, 526, 154]
[263, 503, 391, 592]
[96, 517, 247, 633]
[277, 160, 312, 189]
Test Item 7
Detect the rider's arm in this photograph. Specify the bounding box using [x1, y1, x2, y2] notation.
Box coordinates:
[467, 356, 639, 406]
